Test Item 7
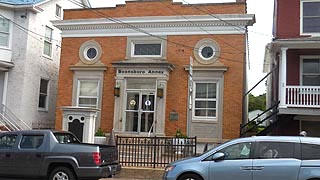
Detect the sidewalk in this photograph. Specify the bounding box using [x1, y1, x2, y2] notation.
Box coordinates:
[101, 167, 164, 180]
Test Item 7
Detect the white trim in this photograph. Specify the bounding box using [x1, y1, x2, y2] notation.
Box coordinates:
[299, 55, 320, 85]
[192, 80, 219, 122]
[43, 26, 53, 58]
[76, 79, 100, 108]
[52, 14, 254, 37]
[131, 42, 162, 58]
[0, 17, 12, 49]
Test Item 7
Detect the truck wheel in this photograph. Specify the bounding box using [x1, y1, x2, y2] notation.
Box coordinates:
[49, 167, 76, 180]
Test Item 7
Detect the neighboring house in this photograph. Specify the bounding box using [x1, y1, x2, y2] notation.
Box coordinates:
[264, 0, 320, 137]
[53, 0, 254, 145]
[0, 0, 89, 130]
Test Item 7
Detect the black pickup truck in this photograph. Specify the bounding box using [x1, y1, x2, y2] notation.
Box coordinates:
[0, 130, 121, 180]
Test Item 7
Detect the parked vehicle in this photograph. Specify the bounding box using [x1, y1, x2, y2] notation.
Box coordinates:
[163, 136, 320, 180]
[0, 130, 121, 180]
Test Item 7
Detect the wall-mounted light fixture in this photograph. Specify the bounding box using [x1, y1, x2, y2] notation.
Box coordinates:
[114, 80, 121, 97]
[157, 82, 164, 98]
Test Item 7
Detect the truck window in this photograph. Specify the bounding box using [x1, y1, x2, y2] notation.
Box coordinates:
[0, 135, 17, 149]
[20, 135, 44, 149]
[53, 133, 80, 144]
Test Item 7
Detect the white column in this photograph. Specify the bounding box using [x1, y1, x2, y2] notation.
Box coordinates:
[279, 48, 288, 107]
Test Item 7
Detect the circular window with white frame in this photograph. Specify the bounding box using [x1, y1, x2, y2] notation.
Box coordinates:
[194, 38, 220, 64]
[79, 40, 102, 65]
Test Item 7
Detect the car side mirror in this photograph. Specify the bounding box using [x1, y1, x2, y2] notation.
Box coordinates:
[212, 152, 225, 161]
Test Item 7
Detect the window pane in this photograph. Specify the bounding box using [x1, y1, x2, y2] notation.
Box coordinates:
[0, 18, 9, 32]
[196, 83, 207, 98]
[257, 142, 294, 159]
[195, 101, 216, 108]
[126, 92, 139, 110]
[45, 26, 52, 42]
[207, 110, 216, 117]
[0, 135, 17, 149]
[219, 142, 252, 160]
[43, 41, 52, 56]
[208, 83, 216, 98]
[303, 75, 320, 86]
[79, 98, 97, 107]
[126, 78, 156, 89]
[79, 81, 98, 96]
[134, 44, 161, 56]
[302, 143, 320, 160]
[38, 94, 47, 108]
[0, 32, 9, 46]
[40, 79, 48, 93]
[303, 17, 320, 33]
[304, 59, 320, 73]
[20, 135, 44, 149]
[303, 2, 320, 16]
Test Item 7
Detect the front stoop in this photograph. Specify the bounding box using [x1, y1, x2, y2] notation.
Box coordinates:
[112, 167, 164, 180]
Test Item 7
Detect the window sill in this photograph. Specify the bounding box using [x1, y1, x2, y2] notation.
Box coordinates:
[191, 118, 218, 124]
[38, 108, 48, 112]
[42, 54, 53, 60]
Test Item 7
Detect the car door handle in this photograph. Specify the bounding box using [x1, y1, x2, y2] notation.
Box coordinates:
[36, 154, 41, 158]
[240, 166, 252, 171]
[5, 153, 10, 157]
[252, 166, 264, 170]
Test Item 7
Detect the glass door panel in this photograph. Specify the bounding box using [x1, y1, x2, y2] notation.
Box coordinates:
[125, 92, 140, 132]
[125, 91, 155, 133]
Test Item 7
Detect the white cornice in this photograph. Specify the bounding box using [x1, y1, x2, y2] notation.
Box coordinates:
[52, 14, 255, 37]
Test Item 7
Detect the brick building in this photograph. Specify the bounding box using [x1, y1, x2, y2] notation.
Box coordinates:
[53, 0, 254, 144]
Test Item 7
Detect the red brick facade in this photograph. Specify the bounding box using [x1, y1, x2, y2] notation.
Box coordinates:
[55, 0, 251, 141]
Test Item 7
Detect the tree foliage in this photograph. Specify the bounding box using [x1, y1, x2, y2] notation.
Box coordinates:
[249, 93, 266, 112]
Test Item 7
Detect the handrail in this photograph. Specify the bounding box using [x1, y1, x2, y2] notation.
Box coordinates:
[0, 104, 31, 131]
[240, 101, 280, 137]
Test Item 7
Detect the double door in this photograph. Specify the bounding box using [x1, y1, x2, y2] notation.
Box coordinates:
[125, 91, 155, 134]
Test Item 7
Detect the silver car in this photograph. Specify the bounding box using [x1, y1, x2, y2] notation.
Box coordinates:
[163, 136, 320, 180]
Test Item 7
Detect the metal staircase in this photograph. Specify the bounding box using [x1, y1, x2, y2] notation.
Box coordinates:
[0, 104, 31, 131]
[240, 101, 280, 137]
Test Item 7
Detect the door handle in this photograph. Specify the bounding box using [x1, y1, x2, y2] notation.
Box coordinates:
[240, 166, 252, 171]
[252, 166, 264, 170]
[5, 153, 10, 157]
[36, 153, 41, 158]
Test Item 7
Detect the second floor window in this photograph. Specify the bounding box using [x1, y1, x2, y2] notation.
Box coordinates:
[0, 17, 10, 47]
[302, 1, 320, 34]
[133, 43, 162, 57]
[77, 80, 99, 108]
[38, 79, 49, 109]
[55, 4, 62, 18]
[302, 58, 320, 86]
[43, 26, 53, 57]
[194, 82, 217, 120]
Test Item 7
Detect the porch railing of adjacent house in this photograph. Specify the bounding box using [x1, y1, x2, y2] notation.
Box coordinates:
[0, 104, 31, 131]
[286, 86, 320, 107]
[116, 136, 197, 168]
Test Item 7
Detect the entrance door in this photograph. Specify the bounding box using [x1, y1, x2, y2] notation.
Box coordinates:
[125, 91, 155, 134]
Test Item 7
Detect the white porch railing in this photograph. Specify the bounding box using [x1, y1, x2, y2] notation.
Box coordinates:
[286, 86, 320, 107]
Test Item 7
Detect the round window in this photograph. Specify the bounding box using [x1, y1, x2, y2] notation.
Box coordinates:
[200, 45, 215, 60]
[79, 40, 102, 65]
[86, 47, 98, 60]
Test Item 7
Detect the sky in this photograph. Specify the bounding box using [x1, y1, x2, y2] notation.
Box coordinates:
[89, 0, 274, 96]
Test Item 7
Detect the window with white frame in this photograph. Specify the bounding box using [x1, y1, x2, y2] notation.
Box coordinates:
[301, 1, 320, 34]
[302, 58, 320, 86]
[55, 4, 62, 18]
[127, 36, 166, 58]
[43, 26, 53, 57]
[77, 80, 99, 108]
[38, 79, 49, 109]
[0, 17, 10, 47]
[193, 82, 217, 120]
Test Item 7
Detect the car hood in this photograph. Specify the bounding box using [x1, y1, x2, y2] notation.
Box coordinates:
[170, 156, 201, 165]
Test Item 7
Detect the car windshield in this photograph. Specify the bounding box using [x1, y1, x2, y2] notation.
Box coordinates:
[53, 133, 80, 144]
